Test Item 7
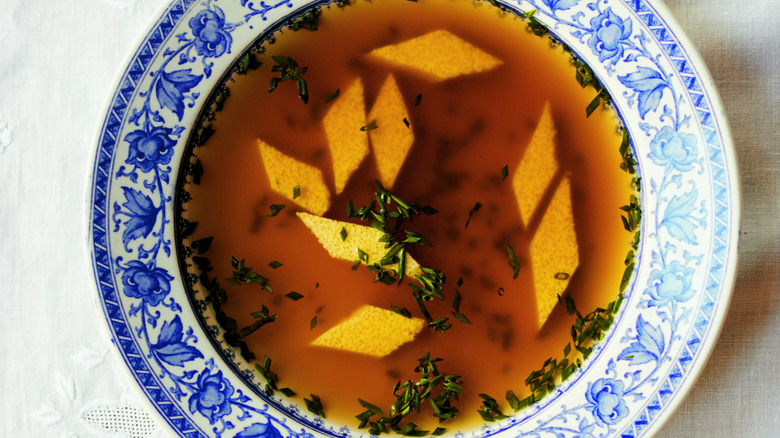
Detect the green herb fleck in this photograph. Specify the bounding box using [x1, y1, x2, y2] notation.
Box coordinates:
[269, 261, 283, 269]
[500, 165, 509, 180]
[464, 202, 482, 229]
[267, 204, 286, 217]
[403, 117, 411, 128]
[305, 394, 326, 418]
[227, 257, 273, 293]
[340, 226, 348, 241]
[293, 185, 301, 199]
[269, 55, 309, 104]
[360, 119, 379, 132]
[310, 315, 318, 329]
[290, 9, 321, 31]
[285, 291, 304, 301]
[326, 88, 340, 103]
[507, 245, 521, 279]
[414, 94, 422, 106]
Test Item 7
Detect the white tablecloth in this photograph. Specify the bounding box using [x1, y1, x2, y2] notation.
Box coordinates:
[1, 0, 777, 436]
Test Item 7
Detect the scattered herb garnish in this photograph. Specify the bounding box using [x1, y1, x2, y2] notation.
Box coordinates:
[285, 291, 304, 301]
[356, 353, 463, 436]
[554, 272, 570, 280]
[326, 88, 340, 103]
[239, 305, 278, 338]
[269, 55, 310, 104]
[269, 261, 283, 269]
[464, 202, 482, 229]
[340, 226, 348, 241]
[290, 9, 321, 31]
[305, 394, 326, 417]
[414, 94, 422, 106]
[191, 236, 213, 254]
[523, 10, 548, 36]
[403, 117, 411, 128]
[310, 315, 318, 329]
[293, 185, 301, 199]
[227, 257, 273, 293]
[477, 394, 507, 422]
[360, 119, 379, 131]
[507, 245, 521, 279]
[267, 204, 286, 216]
[497, 287, 505, 296]
[237, 52, 263, 75]
[255, 355, 279, 395]
[500, 165, 509, 180]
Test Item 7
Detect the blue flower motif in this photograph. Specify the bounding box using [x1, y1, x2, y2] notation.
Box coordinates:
[587, 7, 632, 65]
[189, 7, 232, 58]
[122, 261, 174, 306]
[646, 261, 695, 307]
[189, 368, 234, 424]
[124, 127, 176, 173]
[542, 0, 580, 11]
[235, 422, 284, 438]
[648, 126, 698, 171]
[585, 378, 628, 425]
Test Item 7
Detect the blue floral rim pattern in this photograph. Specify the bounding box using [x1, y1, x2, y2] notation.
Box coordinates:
[87, 0, 738, 437]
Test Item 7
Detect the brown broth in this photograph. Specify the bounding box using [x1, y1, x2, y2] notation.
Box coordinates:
[182, 0, 633, 431]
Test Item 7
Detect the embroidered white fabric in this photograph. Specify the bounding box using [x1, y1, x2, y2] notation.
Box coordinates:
[0, 0, 777, 437]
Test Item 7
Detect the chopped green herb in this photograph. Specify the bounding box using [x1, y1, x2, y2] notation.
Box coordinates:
[293, 185, 301, 199]
[269, 55, 310, 104]
[497, 287, 505, 296]
[310, 315, 318, 329]
[507, 245, 521, 279]
[391, 305, 412, 318]
[269, 261, 283, 269]
[554, 272, 570, 280]
[239, 305, 278, 338]
[267, 204, 286, 217]
[305, 394, 326, 418]
[464, 202, 482, 228]
[285, 291, 304, 301]
[326, 88, 340, 102]
[356, 353, 463, 435]
[315, 282, 320, 289]
[403, 117, 411, 128]
[339, 226, 348, 241]
[414, 94, 422, 106]
[500, 165, 509, 180]
[523, 9, 548, 36]
[280, 387, 297, 397]
[255, 355, 279, 395]
[290, 9, 321, 31]
[360, 119, 379, 131]
[477, 393, 507, 422]
[227, 257, 273, 293]
[191, 236, 213, 254]
[237, 52, 262, 75]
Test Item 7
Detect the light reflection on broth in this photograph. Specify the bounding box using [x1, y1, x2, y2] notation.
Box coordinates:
[180, 0, 634, 431]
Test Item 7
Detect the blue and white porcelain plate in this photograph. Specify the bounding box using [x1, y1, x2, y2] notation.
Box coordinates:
[87, 0, 739, 436]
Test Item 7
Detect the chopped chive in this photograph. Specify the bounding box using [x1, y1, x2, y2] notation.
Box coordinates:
[293, 185, 301, 199]
[403, 117, 411, 128]
[464, 202, 482, 229]
[310, 315, 317, 329]
[285, 291, 304, 301]
[305, 394, 325, 417]
[280, 387, 296, 397]
[267, 204, 286, 216]
[340, 226, 348, 241]
[357, 248, 369, 264]
[497, 287, 505, 296]
[414, 94, 422, 106]
[500, 165, 509, 180]
[268, 261, 283, 269]
[360, 119, 378, 131]
[326, 88, 340, 102]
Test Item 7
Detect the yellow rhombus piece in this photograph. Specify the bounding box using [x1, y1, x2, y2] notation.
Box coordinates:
[530, 176, 579, 329]
[323, 78, 369, 194]
[367, 29, 503, 82]
[297, 212, 423, 278]
[312, 305, 425, 357]
[513, 102, 557, 226]
[368, 74, 414, 188]
[257, 139, 331, 216]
